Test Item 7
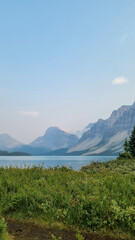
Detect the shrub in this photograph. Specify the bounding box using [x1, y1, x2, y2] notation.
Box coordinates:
[118, 152, 132, 159]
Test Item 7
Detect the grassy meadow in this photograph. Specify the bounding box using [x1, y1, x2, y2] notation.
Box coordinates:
[0, 157, 135, 239]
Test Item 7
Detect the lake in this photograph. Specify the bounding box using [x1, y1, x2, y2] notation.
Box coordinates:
[0, 156, 116, 170]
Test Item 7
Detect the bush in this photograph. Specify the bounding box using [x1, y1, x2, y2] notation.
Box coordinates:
[118, 152, 132, 159]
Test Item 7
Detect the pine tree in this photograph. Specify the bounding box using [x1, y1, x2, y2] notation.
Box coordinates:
[129, 126, 135, 157]
[123, 138, 129, 152]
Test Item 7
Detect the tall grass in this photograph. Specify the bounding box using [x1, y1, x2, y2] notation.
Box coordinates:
[0, 158, 135, 237]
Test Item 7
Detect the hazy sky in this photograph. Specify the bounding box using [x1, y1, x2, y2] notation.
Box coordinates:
[0, 0, 135, 143]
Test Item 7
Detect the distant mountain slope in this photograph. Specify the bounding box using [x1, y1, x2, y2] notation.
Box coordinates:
[75, 123, 94, 139]
[0, 134, 22, 150]
[68, 102, 135, 155]
[30, 127, 78, 151]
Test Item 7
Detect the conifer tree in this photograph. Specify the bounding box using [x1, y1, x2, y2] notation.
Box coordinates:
[129, 126, 135, 157]
[124, 138, 129, 152]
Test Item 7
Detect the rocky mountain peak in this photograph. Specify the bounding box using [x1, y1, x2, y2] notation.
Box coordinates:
[31, 126, 78, 151]
[68, 101, 135, 156]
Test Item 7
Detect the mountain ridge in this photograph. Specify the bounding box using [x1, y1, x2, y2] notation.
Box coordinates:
[1, 102, 135, 156]
[68, 102, 135, 155]
[30, 127, 78, 151]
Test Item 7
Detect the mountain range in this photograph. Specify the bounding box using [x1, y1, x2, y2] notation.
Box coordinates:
[68, 102, 135, 155]
[2, 127, 79, 155]
[0, 102, 135, 156]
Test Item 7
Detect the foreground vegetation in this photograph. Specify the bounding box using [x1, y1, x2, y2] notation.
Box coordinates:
[0, 157, 135, 239]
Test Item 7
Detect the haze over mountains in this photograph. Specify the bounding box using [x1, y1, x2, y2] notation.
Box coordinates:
[0, 134, 30, 156]
[0, 134, 22, 150]
[1, 102, 135, 156]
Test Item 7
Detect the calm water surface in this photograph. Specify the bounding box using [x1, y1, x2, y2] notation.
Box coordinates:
[0, 156, 116, 170]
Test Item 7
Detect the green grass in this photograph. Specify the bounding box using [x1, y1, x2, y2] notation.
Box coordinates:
[0, 217, 8, 240]
[0, 158, 135, 238]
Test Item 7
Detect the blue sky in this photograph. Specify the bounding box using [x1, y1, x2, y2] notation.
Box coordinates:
[0, 0, 135, 143]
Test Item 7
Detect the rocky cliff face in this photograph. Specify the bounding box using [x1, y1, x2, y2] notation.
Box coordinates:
[68, 102, 135, 155]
